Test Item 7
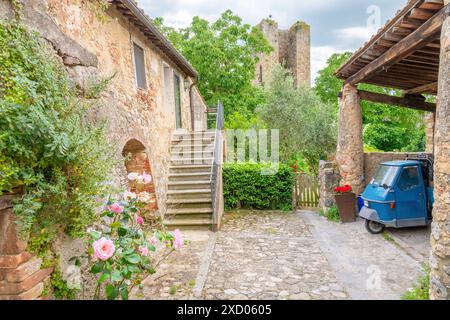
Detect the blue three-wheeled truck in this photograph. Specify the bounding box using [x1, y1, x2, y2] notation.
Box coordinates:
[359, 154, 434, 234]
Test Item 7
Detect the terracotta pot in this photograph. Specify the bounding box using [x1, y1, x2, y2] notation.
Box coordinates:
[335, 192, 356, 223]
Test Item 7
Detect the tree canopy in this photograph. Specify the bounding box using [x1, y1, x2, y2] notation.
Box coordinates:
[257, 65, 337, 172]
[154, 10, 272, 117]
[314, 52, 426, 152]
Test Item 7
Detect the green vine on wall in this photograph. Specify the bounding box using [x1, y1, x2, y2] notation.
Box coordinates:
[0, 16, 114, 297]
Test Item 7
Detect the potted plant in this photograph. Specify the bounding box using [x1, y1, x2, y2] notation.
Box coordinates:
[334, 185, 356, 223]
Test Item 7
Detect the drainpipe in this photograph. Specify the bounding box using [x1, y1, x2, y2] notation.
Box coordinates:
[189, 77, 198, 132]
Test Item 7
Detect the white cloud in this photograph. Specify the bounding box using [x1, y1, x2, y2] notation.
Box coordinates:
[311, 46, 350, 85]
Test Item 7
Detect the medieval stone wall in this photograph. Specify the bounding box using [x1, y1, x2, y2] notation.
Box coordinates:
[0, 0, 208, 299]
[255, 19, 311, 88]
[27, 0, 207, 216]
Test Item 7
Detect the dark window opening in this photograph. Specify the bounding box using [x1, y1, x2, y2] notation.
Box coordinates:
[133, 43, 147, 89]
[173, 72, 182, 129]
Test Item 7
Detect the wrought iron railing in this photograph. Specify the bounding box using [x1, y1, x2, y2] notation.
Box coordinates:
[210, 102, 225, 228]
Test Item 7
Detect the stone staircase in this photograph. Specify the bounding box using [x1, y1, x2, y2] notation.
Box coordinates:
[163, 130, 217, 230]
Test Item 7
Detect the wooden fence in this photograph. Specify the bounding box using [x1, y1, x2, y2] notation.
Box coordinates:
[293, 173, 320, 209]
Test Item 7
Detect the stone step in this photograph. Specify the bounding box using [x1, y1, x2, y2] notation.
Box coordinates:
[170, 158, 214, 166]
[172, 131, 216, 137]
[168, 172, 211, 182]
[171, 140, 215, 149]
[167, 189, 211, 197]
[166, 207, 213, 215]
[169, 165, 212, 174]
[166, 197, 212, 205]
[168, 180, 211, 190]
[170, 150, 215, 157]
[163, 218, 212, 228]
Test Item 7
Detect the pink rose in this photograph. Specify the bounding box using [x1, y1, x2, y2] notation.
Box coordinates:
[108, 203, 124, 214]
[142, 173, 152, 184]
[138, 192, 152, 203]
[93, 237, 115, 261]
[138, 246, 149, 257]
[127, 172, 140, 181]
[172, 229, 183, 249]
[123, 191, 137, 201]
[135, 215, 144, 225]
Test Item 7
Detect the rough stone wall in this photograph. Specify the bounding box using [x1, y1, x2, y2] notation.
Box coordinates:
[254, 19, 280, 86]
[425, 112, 436, 154]
[0, 189, 53, 300]
[318, 161, 340, 211]
[0, 0, 208, 299]
[336, 84, 364, 195]
[287, 22, 311, 88]
[255, 19, 311, 88]
[192, 87, 207, 131]
[430, 16, 450, 300]
[40, 0, 205, 216]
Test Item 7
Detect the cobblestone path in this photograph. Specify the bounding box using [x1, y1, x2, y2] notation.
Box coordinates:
[201, 211, 348, 300]
[136, 210, 424, 300]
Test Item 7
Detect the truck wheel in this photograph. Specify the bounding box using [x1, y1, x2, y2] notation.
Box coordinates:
[365, 220, 385, 234]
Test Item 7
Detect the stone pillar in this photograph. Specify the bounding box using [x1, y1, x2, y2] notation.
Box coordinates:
[425, 112, 436, 154]
[336, 84, 364, 195]
[0, 188, 53, 300]
[429, 16, 450, 300]
[318, 161, 340, 212]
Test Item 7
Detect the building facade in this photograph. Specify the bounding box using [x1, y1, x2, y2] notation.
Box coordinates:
[0, 0, 208, 217]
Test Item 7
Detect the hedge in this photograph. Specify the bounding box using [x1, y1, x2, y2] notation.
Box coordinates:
[223, 163, 295, 210]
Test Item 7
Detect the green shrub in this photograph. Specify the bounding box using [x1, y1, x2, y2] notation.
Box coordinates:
[0, 20, 113, 248]
[319, 205, 340, 222]
[223, 163, 295, 210]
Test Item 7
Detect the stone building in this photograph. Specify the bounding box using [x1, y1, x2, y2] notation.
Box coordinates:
[0, 0, 224, 300]
[0, 0, 209, 216]
[254, 18, 311, 88]
[332, 0, 450, 300]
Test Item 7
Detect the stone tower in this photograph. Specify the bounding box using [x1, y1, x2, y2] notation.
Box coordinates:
[255, 19, 311, 88]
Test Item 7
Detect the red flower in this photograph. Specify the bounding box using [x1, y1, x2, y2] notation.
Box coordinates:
[335, 185, 353, 194]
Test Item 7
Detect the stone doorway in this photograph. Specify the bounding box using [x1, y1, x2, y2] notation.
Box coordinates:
[122, 139, 158, 215]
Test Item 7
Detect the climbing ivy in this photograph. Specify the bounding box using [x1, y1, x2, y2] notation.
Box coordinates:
[0, 18, 113, 254]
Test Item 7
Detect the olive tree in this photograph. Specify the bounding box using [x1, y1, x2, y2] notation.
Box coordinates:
[257, 65, 337, 172]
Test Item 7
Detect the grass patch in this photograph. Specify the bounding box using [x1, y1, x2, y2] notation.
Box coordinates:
[169, 285, 179, 295]
[382, 232, 395, 242]
[402, 266, 430, 300]
[320, 205, 340, 222]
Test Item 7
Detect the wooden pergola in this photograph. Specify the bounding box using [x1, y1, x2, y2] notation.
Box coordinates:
[336, 0, 449, 112]
[333, 0, 450, 300]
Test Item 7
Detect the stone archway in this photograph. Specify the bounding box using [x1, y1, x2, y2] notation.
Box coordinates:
[122, 139, 158, 215]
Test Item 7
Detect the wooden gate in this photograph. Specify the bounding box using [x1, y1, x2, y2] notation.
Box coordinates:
[294, 173, 320, 209]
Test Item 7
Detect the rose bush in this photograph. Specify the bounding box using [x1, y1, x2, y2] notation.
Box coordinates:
[87, 173, 184, 300]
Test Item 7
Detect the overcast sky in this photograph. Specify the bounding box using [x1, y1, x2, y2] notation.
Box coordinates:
[139, 0, 406, 83]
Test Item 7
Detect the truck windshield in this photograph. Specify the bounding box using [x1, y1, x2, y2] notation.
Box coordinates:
[371, 165, 399, 188]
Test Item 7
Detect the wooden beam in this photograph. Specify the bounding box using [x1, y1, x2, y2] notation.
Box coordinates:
[346, 5, 450, 85]
[404, 81, 439, 94]
[357, 90, 436, 112]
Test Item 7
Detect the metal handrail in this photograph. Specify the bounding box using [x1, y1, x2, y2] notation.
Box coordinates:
[210, 101, 224, 227]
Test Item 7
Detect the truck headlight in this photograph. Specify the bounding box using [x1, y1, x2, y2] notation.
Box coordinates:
[364, 200, 369, 208]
